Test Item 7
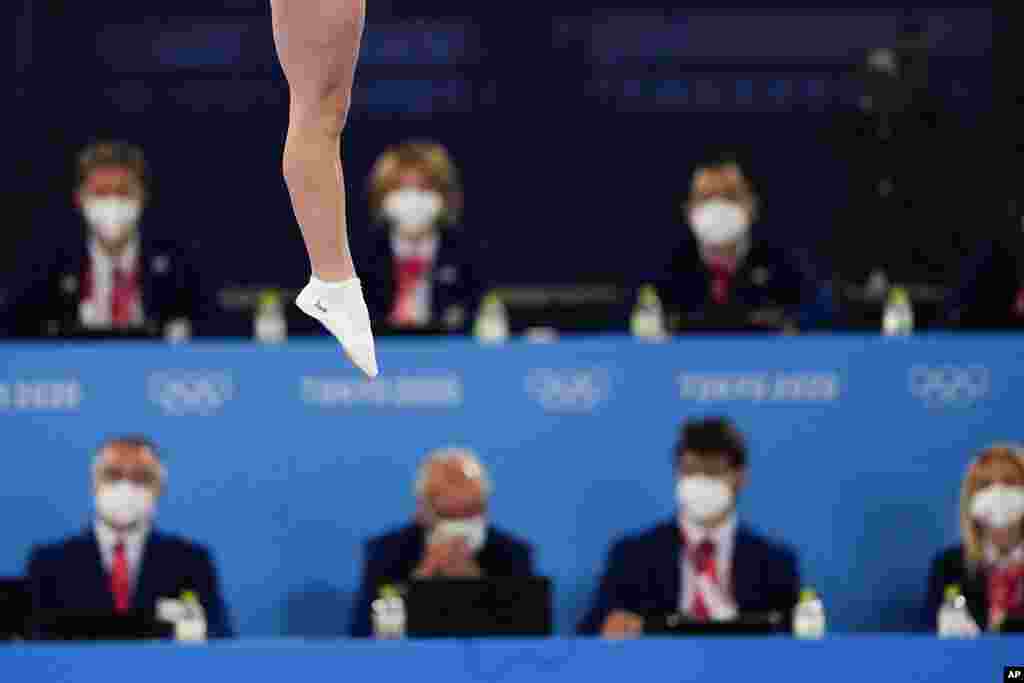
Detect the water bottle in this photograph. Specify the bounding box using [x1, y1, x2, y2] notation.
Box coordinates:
[371, 584, 406, 639]
[254, 290, 288, 343]
[163, 318, 192, 344]
[473, 292, 509, 344]
[882, 285, 914, 336]
[792, 587, 826, 639]
[937, 584, 977, 638]
[630, 284, 667, 341]
[175, 591, 207, 642]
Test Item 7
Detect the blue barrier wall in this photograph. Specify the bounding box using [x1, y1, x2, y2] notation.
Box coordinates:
[0, 335, 1018, 635]
[3, 638, 1021, 683]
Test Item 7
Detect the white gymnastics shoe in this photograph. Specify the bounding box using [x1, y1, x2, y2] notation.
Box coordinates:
[296, 276, 379, 378]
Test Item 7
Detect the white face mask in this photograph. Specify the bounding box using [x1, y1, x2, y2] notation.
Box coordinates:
[971, 484, 1024, 529]
[83, 197, 142, 243]
[431, 515, 488, 554]
[689, 199, 750, 246]
[95, 481, 155, 528]
[677, 475, 734, 523]
[383, 189, 444, 235]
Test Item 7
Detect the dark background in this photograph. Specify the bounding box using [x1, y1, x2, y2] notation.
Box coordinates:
[9, 3, 999, 321]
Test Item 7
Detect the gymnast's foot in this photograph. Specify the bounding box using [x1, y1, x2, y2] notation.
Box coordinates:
[296, 276, 379, 378]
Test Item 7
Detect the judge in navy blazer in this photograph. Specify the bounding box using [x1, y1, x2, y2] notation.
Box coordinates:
[25, 436, 232, 639]
[579, 417, 800, 636]
[659, 153, 832, 331]
[358, 141, 485, 334]
[351, 447, 534, 637]
[0, 141, 207, 339]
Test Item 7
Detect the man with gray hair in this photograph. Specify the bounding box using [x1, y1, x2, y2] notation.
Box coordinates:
[25, 436, 233, 638]
[350, 447, 535, 637]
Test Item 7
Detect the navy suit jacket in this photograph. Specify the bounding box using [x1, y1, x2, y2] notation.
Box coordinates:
[660, 235, 832, 330]
[0, 225, 207, 338]
[578, 519, 800, 634]
[26, 528, 233, 638]
[358, 227, 486, 333]
[350, 522, 534, 637]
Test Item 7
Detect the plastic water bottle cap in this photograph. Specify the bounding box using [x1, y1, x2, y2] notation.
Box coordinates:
[887, 286, 910, 306]
[638, 285, 660, 307]
[799, 588, 818, 602]
[257, 290, 282, 312]
[944, 584, 962, 602]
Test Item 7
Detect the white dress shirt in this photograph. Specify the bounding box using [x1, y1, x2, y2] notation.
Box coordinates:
[79, 238, 144, 328]
[390, 231, 439, 325]
[679, 513, 739, 619]
[699, 236, 751, 271]
[94, 519, 149, 590]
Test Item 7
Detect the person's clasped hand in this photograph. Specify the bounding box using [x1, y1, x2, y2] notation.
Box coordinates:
[600, 610, 644, 639]
[414, 536, 482, 579]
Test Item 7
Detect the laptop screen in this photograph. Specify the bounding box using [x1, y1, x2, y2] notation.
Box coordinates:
[0, 578, 29, 640]
[404, 576, 552, 638]
[30, 609, 173, 641]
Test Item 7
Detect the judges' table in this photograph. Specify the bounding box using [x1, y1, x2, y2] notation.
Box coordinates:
[2, 637, 1019, 682]
[1, 335, 1021, 634]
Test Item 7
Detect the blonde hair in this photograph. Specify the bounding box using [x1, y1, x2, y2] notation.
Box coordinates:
[367, 140, 462, 225]
[960, 443, 1024, 568]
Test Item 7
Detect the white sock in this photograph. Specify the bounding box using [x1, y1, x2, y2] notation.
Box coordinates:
[297, 275, 378, 378]
[310, 275, 359, 290]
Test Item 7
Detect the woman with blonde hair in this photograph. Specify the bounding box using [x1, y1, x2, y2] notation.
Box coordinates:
[925, 444, 1024, 632]
[359, 140, 484, 333]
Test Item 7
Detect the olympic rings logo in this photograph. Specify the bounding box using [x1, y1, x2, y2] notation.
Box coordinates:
[908, 365, 990, 407]
[525, 368, 612, 413]
[147, 371, 235, 416]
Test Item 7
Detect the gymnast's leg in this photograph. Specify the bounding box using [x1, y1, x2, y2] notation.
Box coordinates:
[270, 0, 377, 376]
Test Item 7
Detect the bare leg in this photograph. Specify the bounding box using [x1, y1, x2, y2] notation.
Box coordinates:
[271, 0, 377, 376]
[271, 0, 363, 280]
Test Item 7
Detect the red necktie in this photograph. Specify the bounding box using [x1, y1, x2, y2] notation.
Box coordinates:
[390, 256, 430, 325]
[704, 251, 737, 305]
[111, 542, 131, 613]
[111, 268, 137, 327]
[989, 564, 1024, 625]
[690, 539, 718, 621]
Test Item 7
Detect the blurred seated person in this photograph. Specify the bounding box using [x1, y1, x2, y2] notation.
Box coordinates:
[925, 444, 1024, 634]
[944, 224, 1024, 330]
[25, 436, 233, 639]
[660, 153, 832, 331]
[0, 141, 205, 339]
[351, 447, 534, 637]
[578, 417, 800, 637]
[360, 141, 485, 334]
